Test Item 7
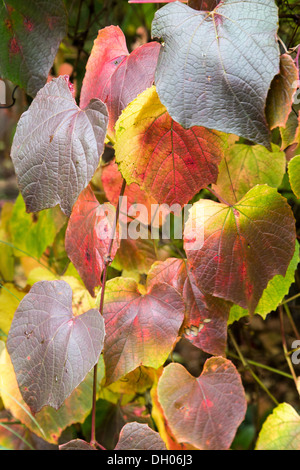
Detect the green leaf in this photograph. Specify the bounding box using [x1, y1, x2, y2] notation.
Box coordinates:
[10, 194, 65, 259]
[0, 0, 66, 96]
[288, 155, 300, 199]
[213, 144, 286, 205]
[228, 241, 299, 324]
[256, 403, 300, 450]
[152, 0, 280, 146]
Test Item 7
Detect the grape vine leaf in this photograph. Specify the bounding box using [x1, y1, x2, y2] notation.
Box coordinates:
[184, 185, 296, 313]
[60, 439, 96, 450]
[65, 185, 119, 297]
[147, 258, 230, 355]
[255, 403, 300, 450]
[7, 280, 105, 413]
[0, 348, 105, 444]
[152, 0, 280, 147]
[266, 54, 299, 130]
[157, 358, 247, 450]
[229, 241, 299, 324]
[0, 0, 66, 96]
[288, 155, 300, 199]
[212, 143, 286, 205]
[115, 86, 226, 207]
[80, 25, 160, 139]
[115, 422, 167, 450]
[11, 76, 108, 216]
[101, 277, 185, 384]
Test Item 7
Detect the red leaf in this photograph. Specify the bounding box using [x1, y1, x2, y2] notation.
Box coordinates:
[80, 26, 160, 138]
[148, 258, 230, 355]
[157, 358, 247, 450]
[184, 185, 296, 313]
[115, 87, 226, 206]
[65, 185, 119, 296]
[102, 277, 185, 384]
[7, 280, 105, 413]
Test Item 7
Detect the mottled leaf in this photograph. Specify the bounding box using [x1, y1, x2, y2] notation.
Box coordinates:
[65, 185, 119, 296]
[229, 241, 299, 324]
[60, 439, 96, 450]
[0, 0, 66, 96]
[115, 86, 226, 206]
[80, 26, 160, 138]
[11, 76, 108, 216]
[115, 422, 166, 450]
[184, 185, 296, 313]
[7, 280, 105, 413]
[256, 403, 300, 450]
[266, 54, 298, 130]
[0, 348, 103, 444]
[152, 0, 280, 146]
[157, 358, 247, 450]
[101, 277, 185, 384]
[288, 155, 300, 199]
[212, 144, 286, 205]
[113, 237, 158, 275]
[147, 258, 230, 355]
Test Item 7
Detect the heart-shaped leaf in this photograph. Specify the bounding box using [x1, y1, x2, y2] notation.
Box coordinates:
[65, 185, 119, 296]
[115, 86, 226, 206]
[184, 185, 296, 313]
[80, 26, 160, 139]
[0, 1, 66, 96]
[212, 143, 286, 205]
[266, 54, 299, 130]
[11, 76, 108, 216]
[147, 258, 230, 355]
[7, 280, 105, 413]
[0, 348, 105, 444]
[152, 0, 280, 146]
[115, 422, 166, 450]
[157, 358, 247, 450]
[101, 277, 185, 384]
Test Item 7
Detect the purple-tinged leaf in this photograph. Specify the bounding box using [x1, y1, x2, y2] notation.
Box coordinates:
[11, 76, 108, 216]
[157, 358, 247, 450]
[60, 439, 96, 450]
[152, 0, 280, 147]
[102, 277, 185, 384]
[7, 280, 105, 413]
[115, 422, 166, 450]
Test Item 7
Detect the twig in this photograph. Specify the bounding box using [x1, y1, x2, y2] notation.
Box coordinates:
[228, 330, 279, 406]
[279, 306, 300, 396]
[90, 178, 126, 445]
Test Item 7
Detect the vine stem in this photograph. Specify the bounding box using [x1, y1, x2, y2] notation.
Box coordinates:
[228, 330, 279, 406]
[279, 306, 300, 396]
[90, 178, 126, 446]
